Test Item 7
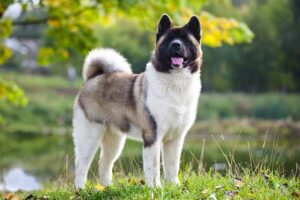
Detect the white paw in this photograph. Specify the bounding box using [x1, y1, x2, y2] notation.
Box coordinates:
[155, 180, 162, 188]
[166, 177, 180, 185]
[99, 178, 112, 187]
[145, 178, 162, 188]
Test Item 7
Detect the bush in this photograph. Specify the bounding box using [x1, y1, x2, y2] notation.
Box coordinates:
[251, 94, 300, 120]
[197, 93, 300, 120]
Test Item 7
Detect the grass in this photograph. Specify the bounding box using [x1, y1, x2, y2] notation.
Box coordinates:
[3, 170, 300, 199]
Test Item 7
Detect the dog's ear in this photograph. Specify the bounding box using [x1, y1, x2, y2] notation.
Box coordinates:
[185, 16, 201, 42]
[156, 14, 173, 42]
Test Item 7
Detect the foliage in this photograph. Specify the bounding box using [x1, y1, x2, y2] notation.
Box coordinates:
[202, 0, 300, 92]
[0, 77, 27, 106]
[0, 18, 13, 64]
[0, 0, 253, 66]
[200, 11, 253, 47]
[0, 76, 27, 125]
[0, 17, 26, 124]
[198, 93, 300, 120]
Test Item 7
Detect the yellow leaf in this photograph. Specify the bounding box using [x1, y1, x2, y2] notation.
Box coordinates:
[37, 47, 54, 66]
[4, 193, 20, 200]
[0, 45, 13, 65]
[99, 15, 113, 27]
[202, 188, 209, 194]
[48, 19, 60, 28]
[234, 179, 244, 188]
[128, 177, 139, 185]
[209, 193, 217, 200]
[95, 183, 105, 191]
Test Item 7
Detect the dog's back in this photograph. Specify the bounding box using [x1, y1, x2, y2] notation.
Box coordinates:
[75, 48, 147, 134]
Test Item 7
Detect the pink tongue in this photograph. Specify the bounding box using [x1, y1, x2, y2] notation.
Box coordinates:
[171, 57, 184, 65]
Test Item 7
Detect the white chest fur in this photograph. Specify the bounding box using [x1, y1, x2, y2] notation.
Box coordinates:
[145, 63, 201, 140]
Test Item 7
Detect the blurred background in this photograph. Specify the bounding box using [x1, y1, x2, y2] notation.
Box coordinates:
[0, 0, 299, 190]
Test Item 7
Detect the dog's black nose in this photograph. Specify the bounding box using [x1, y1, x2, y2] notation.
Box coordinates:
[171, 40, 182, 50]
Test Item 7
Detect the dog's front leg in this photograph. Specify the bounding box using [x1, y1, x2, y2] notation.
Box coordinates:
[162, 135, 185, 184]
[143, 141, 161, 187]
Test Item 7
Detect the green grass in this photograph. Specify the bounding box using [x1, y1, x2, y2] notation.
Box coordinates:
[2, 71, 82, 89]
[3, 171, 300, 200]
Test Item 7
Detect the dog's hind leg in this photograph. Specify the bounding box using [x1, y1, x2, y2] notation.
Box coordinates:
[98, 126, 126, 186]
[73, 107, 103, 189]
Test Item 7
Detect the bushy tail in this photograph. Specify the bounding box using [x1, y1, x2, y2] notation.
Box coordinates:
[82, 48, 132, 81]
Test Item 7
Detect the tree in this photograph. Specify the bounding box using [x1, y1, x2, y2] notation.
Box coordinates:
[1, 0, 253, 65]
[200, 0, 300, 92]
[279, 0, 300, 91]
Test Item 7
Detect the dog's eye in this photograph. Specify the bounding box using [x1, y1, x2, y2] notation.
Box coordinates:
[184, 58, 189, 63]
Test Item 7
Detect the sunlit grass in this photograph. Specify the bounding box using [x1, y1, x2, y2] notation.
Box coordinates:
[3, 168, 299, 200]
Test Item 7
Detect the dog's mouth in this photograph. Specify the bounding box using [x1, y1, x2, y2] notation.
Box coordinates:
[171, 55, 188, 67]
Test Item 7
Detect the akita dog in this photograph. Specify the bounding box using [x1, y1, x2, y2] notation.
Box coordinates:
[73, 14, 202, 188]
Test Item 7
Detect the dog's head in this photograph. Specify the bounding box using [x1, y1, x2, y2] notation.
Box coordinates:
[152, 14, 202, 73]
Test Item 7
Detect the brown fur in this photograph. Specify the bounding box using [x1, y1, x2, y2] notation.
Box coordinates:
[78, 71, 157, 147]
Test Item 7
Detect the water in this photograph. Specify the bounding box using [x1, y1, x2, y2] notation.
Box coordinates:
[0, 168, 42, 192]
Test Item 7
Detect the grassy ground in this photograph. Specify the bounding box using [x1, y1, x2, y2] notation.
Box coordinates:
[3, 171, 300, 199]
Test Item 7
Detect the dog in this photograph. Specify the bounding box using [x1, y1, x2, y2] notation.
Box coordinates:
[73, 14, 203, 188]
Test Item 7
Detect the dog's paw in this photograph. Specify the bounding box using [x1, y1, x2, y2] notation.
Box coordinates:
[145, 178, 162, 188]
[99, 179, 112, 187]
[155, 180, 162, 188]
[166, 177, 180, 185]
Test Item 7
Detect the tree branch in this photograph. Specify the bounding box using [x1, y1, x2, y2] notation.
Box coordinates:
[11, 5, 98, 26]
[12, 18, 49, 26]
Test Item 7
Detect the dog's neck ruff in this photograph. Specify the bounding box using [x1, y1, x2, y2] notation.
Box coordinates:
[145, 62, 200, 94]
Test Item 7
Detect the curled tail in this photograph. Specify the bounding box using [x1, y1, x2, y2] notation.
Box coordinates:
[82, 48, 132, 81]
